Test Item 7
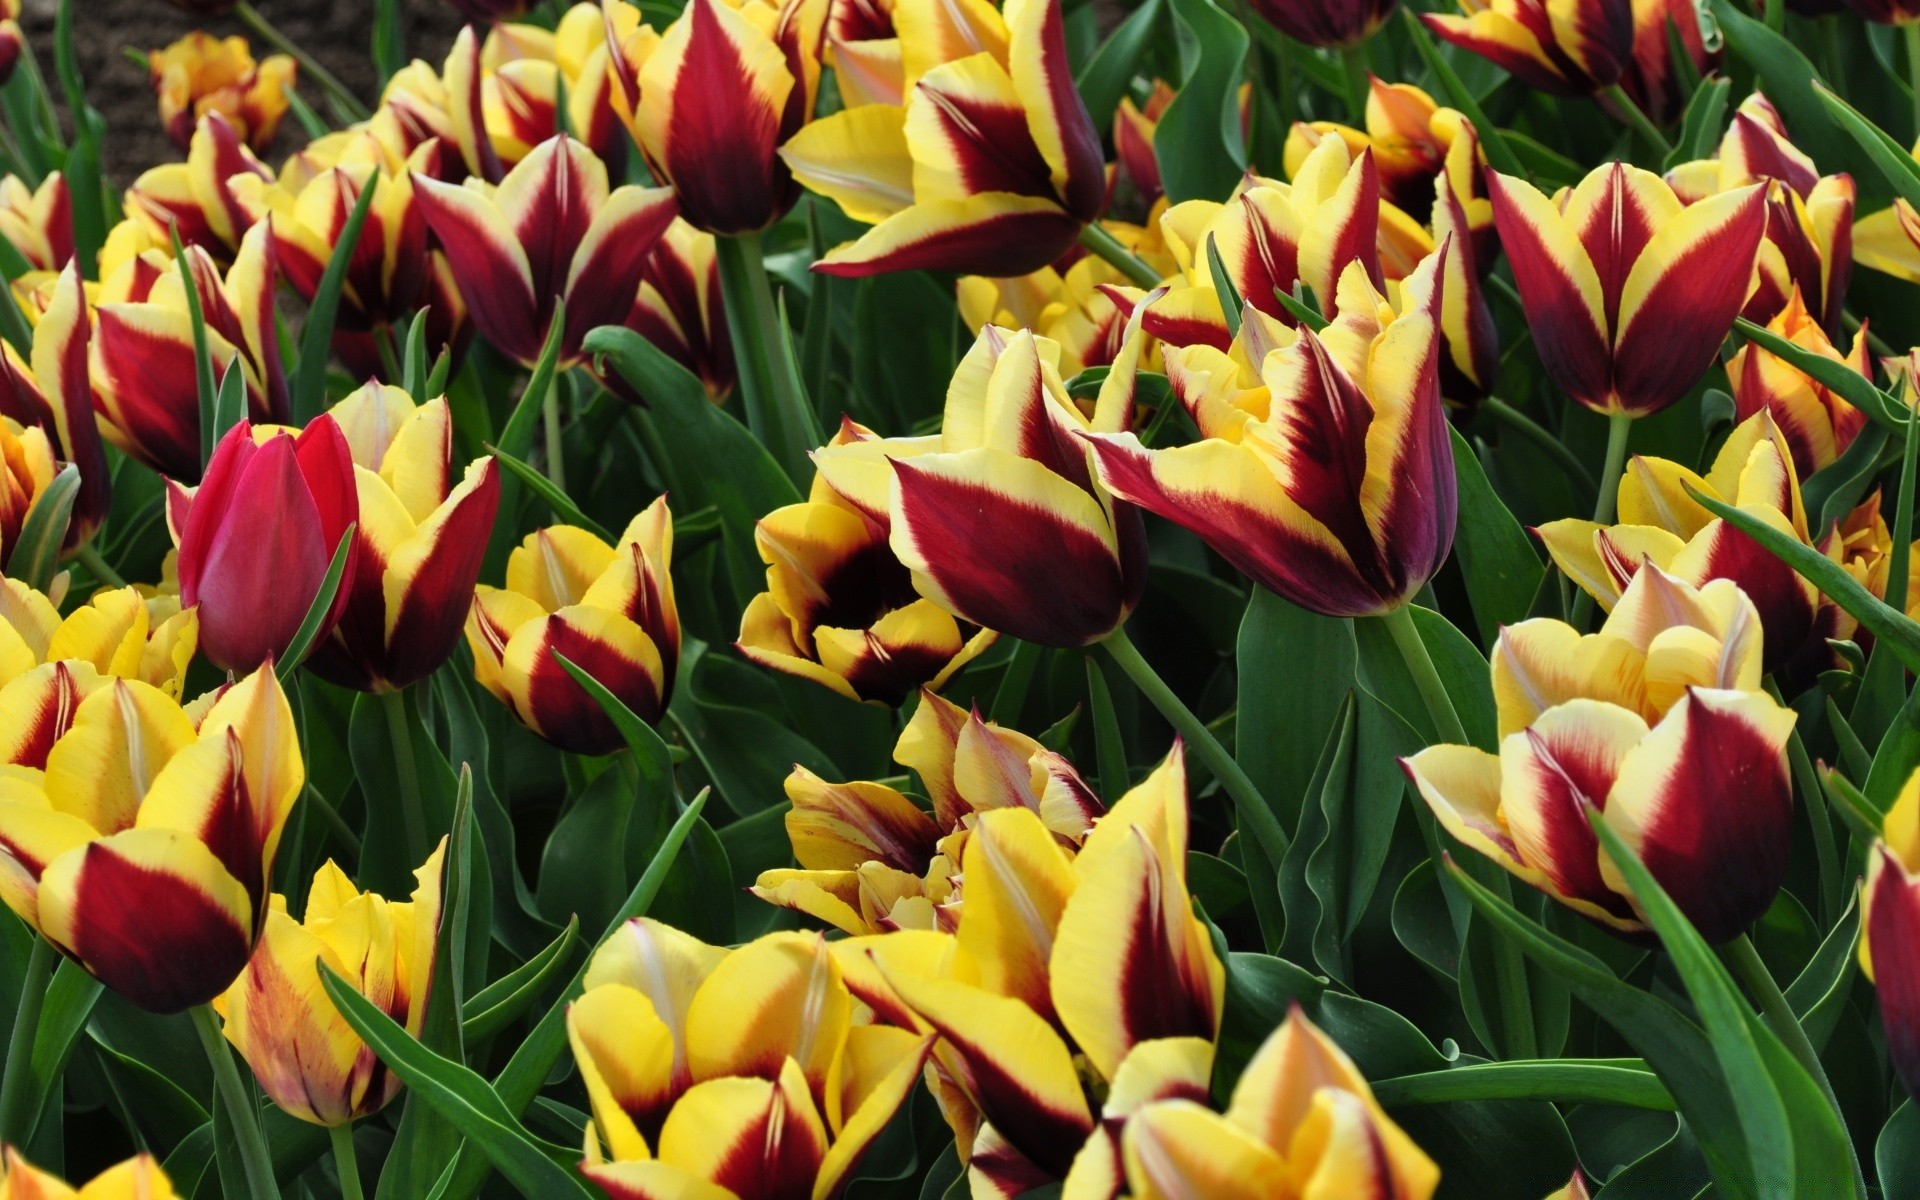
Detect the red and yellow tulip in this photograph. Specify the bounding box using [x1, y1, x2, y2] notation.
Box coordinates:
[0, 418, 56, 562]
[1846, 136, 1920, 290]
[412, 132, 677, 369]
[1283, 79, 1483, 225]
[1422, 0, 1633, 98]
[368, 28, 500, 185]
[0, 263, 111, 546]
[0, 173, 72, 273]
[466, 498, 680, 755]
[0, 0, 19, 87]
[1864, 767, 1920, 1101]
[171, 417, 360, 673]
[614, 219, 734, 403]
[781, 0, 1107, 275]
[1089, 248, 1456, 618]
[1114, 81, 1175, 209]
[605, 0, 831, 236]
[1488, 162, 1767, 418]
[1402, 565, 1795, 943]
[305, 383, 500, 693]
[216, 841, 445, 1126]
[111, 112, 273, 264]
[0, 664, 304, 1012]
[959, 256, 1149, 377]
[1244, 0, 1396, 48]
[0, 1148, 178, 1199]
[1548, 1172, 1594, 1200]
[1725, 290, 1870, 480]
[480, 4, 623, 167]
[149, 32, 295, 156]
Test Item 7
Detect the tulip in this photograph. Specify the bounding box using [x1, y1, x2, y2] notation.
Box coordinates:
[149, 33, 296, 156]
[112, 113, 273, 264]
[412, 132, 678, 369]
[781, 0, 1107, 275]
[1088, 248, 1454, 619]
[0, 665, 303, 1012]
[92, 222, 288, 483]
[1616, 0, 1716, 126]
[24, 584, 198, 698]
[1488, 162, 1766, 419]
[305, 383, 500, 692]
[1402, 565, 1796, 944]
[466, 497, 679, 755]
[1726, 290, 1870, 480]
[1422, 0, 1633, 98]
[1863, 768, 1920, 1101]
[567, 923, 933, 1200]
[0, 1148, 178, 1198]
[0, 419, 57, 560]
[0, 0, 18, 87]
[1666, 93, 1855, 332]
[958, 259, 1148, 377]
[1847, 136, 1920, 293]
[172, 418, 360, 673]
[737, 420, 996, 705]
[0, 263, 111, 547]
[480, 5, 622, 167]
[1245, 0, 1396, 48]
[813, 0, 1007, 110]
[370, 28, 500, 184]
[1284, 78, 1481, 223]
[1062, 1007, 1439, 1199]
[0, 174, 73, 272]
[1114, 81, 1176, 208]
[216, 841, 445, 1125]
[615, 219, 735, 403]
[1548, 1172, 1594, 1200]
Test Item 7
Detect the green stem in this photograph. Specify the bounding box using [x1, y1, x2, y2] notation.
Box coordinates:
[1076, 222, 1162, 289]
[1372, 1059, 1673, 1110]
[381, 688, 428, 866]
[1100, 624, 1291, 867]
[1601, 84, 1673, 159]
[1572, 411, 1635, 629]
[72, 541, 126, 589]
[1772, 680, 1839, 925]
[714, 232, 819, 486]
[1908, 22, 1920, 143]
[1764, 0, 1785, 33]
[189, 1004, 279, 1200]
[233, 2, 370, 122]
[1340, 43, 1371, 124]
[542, 383, 568, 494]
[330, 1122, 366, 1200]
[0, 936, 54, 1144]
[1377, 603, 1469, 745]
[1481, 396, 1598, 501]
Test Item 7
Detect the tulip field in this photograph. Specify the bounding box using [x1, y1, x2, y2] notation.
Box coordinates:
[15, 0, 1920, 1195]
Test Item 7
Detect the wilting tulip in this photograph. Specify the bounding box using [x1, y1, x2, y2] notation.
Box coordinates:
[413, 133, 677, 368]
[752, 687, 1100, 933]
[172, 418, 360, 673]
[480, 5, 621, 166]
[92, 224, 288, 483]
[1726, 291, 1869, 480]
[0, 174, 73, 272]
[738, 421, 996, 705]
[567, 923, 933, 1200]
[615, 219, 734, 402]
[112, 113, 273, 264]
[1423, 0, 1632, 97]
[0, 665, 303, 1012]
[217, 842, 445, 1125]
[466, 498, 679, 755]
[0, 263, 111, 546]
[1862, 767, 1920, 1101]
[1090, 249, 1453, 618]
[0, 1148, 178, 1198]
[1244, 0, 1396, 47]
[1667, 93, 1855, 331]
[305, 383, 500, 693]
[1114, 81, 1175, 208]
[604, 0, 829, 236]
[1489, 162, 1766, 418]
[782, 0, 1106, 274]
[1062, 1007, 1438, 1199]
[149, 33, 295, 156]
[1536, 412, 1830, 676]
[1403, 566, 1795, 944]
[958, 258, 1147, 377]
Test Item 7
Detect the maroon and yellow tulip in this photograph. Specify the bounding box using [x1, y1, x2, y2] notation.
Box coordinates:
[0, 173, 73, 273]
[480, 4, 623, 167]
[1422, 0, 1633, 97]
[1244, 0, 1396, 48]
[111, 112, 273, 264]
[149, 32, 295, 156]
[616, 219, 735, 403]
[1402, 566, 1795, 943]
[172, 418, 360, 673]
[305, 383, 500, 693]
[0, 263, 111, 546]
[0, 665, 304, 1012]
[413, 132, 677, 369]
[0, 0, 18, 87]
[0, 1148, 178, 1199]
[1841, 0, 1920, 22]
[1726, 290, 1869, 480]
[1089, 248, 1455, 619]
[1283, 79, 1483, 224]
[1617, 0, 1716, 125]
[781, 0, 1106, 275]
[216, 841, 445, 1126]
[1061, 1006, 1439, 1199]
[0, 418, 56, 563]
[1847, 136, 1920, 291]
[1488, 162, 1766, 418]
[466, 498, 680, 755]
[369, 28, 500, 184]
[1863, 767, 1920, 1102]
[1113, 81, 1175, 209]
[0, 581, 198, 699]
[604, 0, 830, 236]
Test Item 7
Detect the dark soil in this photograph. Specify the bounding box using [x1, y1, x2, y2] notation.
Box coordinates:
[19, 0, 467, 185]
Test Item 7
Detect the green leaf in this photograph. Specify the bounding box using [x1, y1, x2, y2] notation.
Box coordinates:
[1074, 0, 1164, 137]
[21, 959, 102, 1146]
[208, 359, 246, 457]
[275, 523, 356, 681]
[169, 226, 219, 467]
[538, 767, 639, 931]
[1664, 74, 1732, 171]
[1783, 894, 1859, 1054]
[1733, 317, 1904, 431]
[487, 443, 612, 539]
[1806, 422, 1889, 536]
[1204, 234, 1244, 340]
[293, 174, 379, 421]
[1814, 81, 1920, 212]
[4, 464, 77, 591]
[1449, 427, 1545, 645]
[1710, 0, 1879, 196]
[1878, 1101, 1920, 1200]
[1372, 1060, 1673, 1111]
[1085, 657, 1129, 797]
[462, 917, 580, 1044]
[401, 309, 430, 400]
[1271, 285, 1328, 333]
[1154, 0, 1248, 202]
[494, 304, 568, 466]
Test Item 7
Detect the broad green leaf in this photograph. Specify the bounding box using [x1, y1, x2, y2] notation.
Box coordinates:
[1450, 426, 1545, 646]
[1815, 81, 1920, 212]
[1665, 74, 1732, 171]
[1155, 0, 1248, 202]
[1879, 1101, 1920, 1200]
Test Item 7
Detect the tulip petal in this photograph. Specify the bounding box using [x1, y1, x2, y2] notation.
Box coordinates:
[1866, 844, 1920, 1099]
[1499, 699, 1646, 924]
[1485, 171, 1612, 411]
[952, 806, 1075, 1020]
[411, 173, 542, 365]
[1122, 1101, 1290, 1199]
[684, 932, 849, 1095]
[570, 983, 675, 1160]
[780, 106, 914, 225]
[655, 1060, 829, 1195]
[813, 192, 1084, 278]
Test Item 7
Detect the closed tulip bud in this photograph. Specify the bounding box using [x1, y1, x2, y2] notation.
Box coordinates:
[1617, 0, 1716, 126]
[1244, 0, 1395, 48]
[0, 2, 18, 88]
[466, 498, 680, 755]
[216, 841, 446, 1125]
[113, 112, 273, 263]
[1489, 162, 1767, 418]
[1863, 768, 1920, 1102]
[1726, 290, 1869, 479]
[306, 383, 501, 692]
[0, 173, 73, 272]
[0, 665, 303, 1012]
[0, 1148, 179, 1198]
[613, 219, 735, 403]
[1091, 248, 1454, 618]
[149, 33, 296, 156]
[0, 263, 111, 547]
[413, 133, 678, 369]
[1403, 566, 1796, 944]
[1547, 1172, 1595, 1200]
[783, 0, 1106, 275]
[1423, 0, 1632, 97]
[1114, 81, 1175, 207]
[173, 417, 360, 673]
[480, 5, 623, 168]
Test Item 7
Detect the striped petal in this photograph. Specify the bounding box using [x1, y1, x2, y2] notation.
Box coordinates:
[952, 805, 1076, 1021]
[0, 660, 105, 769]
[654, 1059, 828, 1199]
[1120, 1101, 1289, 1199]
[570, 982, 678, 1159]
[410, 172, 542, 366]
[1865, 842, 1920, 1101]
[1485, 170, 1612, 413]
[781, 767, 941, 873]
[684, 932, 849, 1098]
[42, 679, 195, 838]
[1498, 699, 1646, 925]
[500, 606, 667, 755]
[1002, 0, 1103, 221]
[813, 192, 1084, 278]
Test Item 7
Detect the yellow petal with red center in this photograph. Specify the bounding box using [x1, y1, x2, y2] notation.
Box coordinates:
[749, 869, 873, 936]
[896, 688, 969, 825]
[43, 679, 196, 836]
[782, 766, 941, 873]
[684, 932, 850, 1094]
[507, 525, 616, 612]
[499, 604, 667, 750]
[814, 193, 1082, 279]
[655, 1060, 828, 1193]
[813, 602, 977, 705]
[1002, 0, 1102, 215]
[779, 106, 914, 226]
[951, 805, 1075, 1017]
[1401, 742, 1540, 881]
[178, 664, 302, 862]
[0, 773, 92, 930]
[737, 593, 864, 703]
[815, 1026, 934, 1198]
[1491, 619, 1646, 739]
[0, 577, 58, 677]
[1121, 1100, 1289, 1199]
[465, 586, 545, 705]
[569, 982, 675, 1161]
[827, 928, 954, 1030]
[1483, 171, 1611, 411]
[0, 661, 106, 769]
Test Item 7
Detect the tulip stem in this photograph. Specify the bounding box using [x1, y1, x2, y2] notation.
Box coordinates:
[1600, 85, 1671, 160]
[73, 541, 126, 589]
[329, 1123, 366, 1200]
[189, 1004, 280, 1200]
[714, 232, 821, 488]
[232, 2, 370, 123]
[1077, 222, 1163, 289]
[1480, 397, 1598, 501]
[0, 935, 54, 1144]
[1340, 44, 1371, 124]
[382, 689, 429, 866]
[1100, 624, 1291, 866]
[1907, 22, 1920, 143]
[1377, 603, 1469, 747]
[1572, 412, 1635, 629]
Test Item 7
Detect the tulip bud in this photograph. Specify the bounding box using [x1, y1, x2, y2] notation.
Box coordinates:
[1423, 0, 1633, 97]
[613, 219, 735, 403]
[466, 497, 680, 755]
[149, 32, 296, 156]
[0, 418, 55, 560]
[479, 5, 623, 168]
[0, 263, 111, 548]
[1864, 769, 1920, 1104]
[173, 417, 360, 673]
[0, 173, 73, 272]
[0, 3, 19, 89]
[1113, 81, 1176, 208]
